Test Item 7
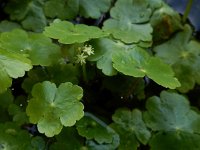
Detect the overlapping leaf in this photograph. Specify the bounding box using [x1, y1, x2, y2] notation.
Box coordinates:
[150, 3, 183, 41]
[44, 20, 107, 44]
[154, 25, 200, 92]
[88, 38, 127, 76]
[111, 109, 151, 150]
[0, 49, 32, 93]
[0, 29, 61, 66]
[103, 0, 155, 44]
[144, 91, 200, 150]
[44, 0, 79, 20]
[5, 0, 47, 32]
[79, 0, 112, 19]
[76, 113, 119, 150]
[0, 20, 21, 33]
[112, 46, 180, 89]
[0, 122, 43, 149]
[26, 81, 84, 137]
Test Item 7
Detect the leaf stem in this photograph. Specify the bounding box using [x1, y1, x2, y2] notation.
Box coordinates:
[182, 0, 193, 23]
[82, 63, 88, 83]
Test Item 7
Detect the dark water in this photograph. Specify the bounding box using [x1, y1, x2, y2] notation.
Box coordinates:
[165, 0, 200, 31]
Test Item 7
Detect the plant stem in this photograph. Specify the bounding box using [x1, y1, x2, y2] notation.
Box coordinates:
[82, 63, 88, 83]
[182, 0, 193, 23]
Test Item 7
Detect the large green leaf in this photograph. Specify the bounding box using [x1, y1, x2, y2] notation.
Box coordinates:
[26, 81, 84, 137]
[44, 20, 107, 44]
[154, 25, 200, 92]
[144, 91, 200, 150]
[112, 46, 180, 89]
[111, 108, 151, 150]
[44, 0, 79, 20]
[79, 0, 112, 19]
[103, 0, 154, 44]
[0, 49, 32, 93]
[5, 0, 47, 32]
[0, 29, 61, 66]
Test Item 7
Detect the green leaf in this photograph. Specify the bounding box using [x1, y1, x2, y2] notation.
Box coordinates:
[103, 0, 153, 44]
[44, 0, 79, 20]
[0, 90, 14, 109]
[0, 122, 33, 149]
[79, 0, 112, 19]
[110, 0, 152, 23]
[44, 20, 107, 44]
[0, 49, 32, 93]
[112, 46, 180, 89]
[0, 90, 14, 122]
[8, 103, 29, 125]
[144, 91, 200, 150]
[5, 0, 47, 32]
[103, 19, 152, 44]
[150, 131, 200, 150]
[0, 20, 21, 33]
[0, 29, 61, 66]
[88, 38, 124, 76]
[76, 115, 114, 144]
[31, 136, 46, 150]
[111, 108, 151, 150]
[77, 113, 119, 150]
[154, 25, 200, 92]
[26, 81, 84, 137]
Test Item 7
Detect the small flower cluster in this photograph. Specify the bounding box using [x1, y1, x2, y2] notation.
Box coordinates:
[75, 45, 94, 65]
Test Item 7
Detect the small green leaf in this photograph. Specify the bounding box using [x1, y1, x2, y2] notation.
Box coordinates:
[112, 47, 180, 89]
[26, 81, 84, 137]
[44, 0, 79, 20]
[76, 113, 119, 150]
[144, 91, 200, 150]
[76, 116, 114, 144]
[111, 108, 151, 150]
[79, 0, 112, 19]
[0, 29, 61, 66]
[44, 20, 107, 44]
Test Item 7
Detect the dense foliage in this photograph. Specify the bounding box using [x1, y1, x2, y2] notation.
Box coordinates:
[0, 0, 200, 149]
